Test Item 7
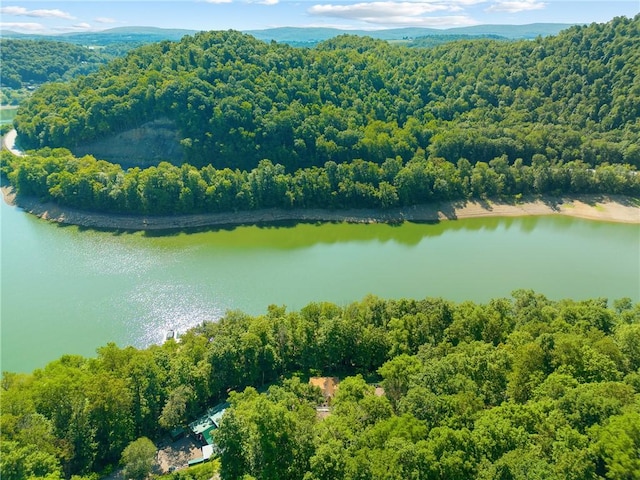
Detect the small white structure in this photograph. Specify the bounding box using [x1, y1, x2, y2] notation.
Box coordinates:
[202, 444, 214, 460]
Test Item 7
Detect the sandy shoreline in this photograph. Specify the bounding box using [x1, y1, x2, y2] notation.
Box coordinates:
[2, 185, 638, 230]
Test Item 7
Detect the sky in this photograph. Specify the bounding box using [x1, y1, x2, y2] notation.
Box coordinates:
[0, 0, 638, 34]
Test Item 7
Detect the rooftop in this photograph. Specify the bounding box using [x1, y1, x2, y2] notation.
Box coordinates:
[188, 403, 229, 445]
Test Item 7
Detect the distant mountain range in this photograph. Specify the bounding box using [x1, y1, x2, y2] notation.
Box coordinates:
[0, 27, 197, 45]
[1, 23, 576, 47]
[246, 24, 575, 43]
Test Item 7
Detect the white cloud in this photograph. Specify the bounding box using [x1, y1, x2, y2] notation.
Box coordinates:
[310, 2, 447, 18]
[308, 2, 482, 26]
[302, 22, 378, 29]
[0, 21, 46, 32]
[389, 15, 478, 26]
[30, 9, 76, 19]
[0, 5, 75, 19]
[204, 0, 279, 4]
[95, 17, 117, 24]
[0, 6, 26, 15]
[454, 0, 489, 5]
[487, 0, 545, 13]
[51, 22, 93, 33]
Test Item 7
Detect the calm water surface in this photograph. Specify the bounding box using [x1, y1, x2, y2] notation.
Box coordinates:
[1, 199, 638, 372]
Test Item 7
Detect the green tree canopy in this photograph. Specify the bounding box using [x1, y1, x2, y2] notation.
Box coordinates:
[120, 437, 156, 480]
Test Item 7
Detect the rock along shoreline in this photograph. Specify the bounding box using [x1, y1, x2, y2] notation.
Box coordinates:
[2, 186, 638, 231]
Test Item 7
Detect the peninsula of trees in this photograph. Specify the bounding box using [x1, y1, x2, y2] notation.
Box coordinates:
[3, 15, 639, 216]
[1, 293, 639, 479]
[0, 40, 114, 90]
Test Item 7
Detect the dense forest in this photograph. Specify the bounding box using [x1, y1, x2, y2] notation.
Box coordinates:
[5, 16, 639, 217]
[0, 30, 510, 103]
[0, 28, 212, 92]
[1, 292, 639, 479]
[13, 15, 640, 172]
[2, 147, 638, 214]
[4, 15, 640, 216]
[3, 16, 639, 480]
[0, 40, 118, 90]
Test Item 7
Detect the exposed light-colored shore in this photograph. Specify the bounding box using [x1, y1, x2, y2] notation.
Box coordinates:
[2, 185, 638, 230]
[1, 129, 24, 157]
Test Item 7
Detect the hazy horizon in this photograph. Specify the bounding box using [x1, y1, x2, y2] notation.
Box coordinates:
[1, 1, 637, 35]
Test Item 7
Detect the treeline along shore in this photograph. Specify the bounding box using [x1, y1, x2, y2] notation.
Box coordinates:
[1, 142, 639, 230]
[2, 184, 639, 230]
[3, 291, 640, 479]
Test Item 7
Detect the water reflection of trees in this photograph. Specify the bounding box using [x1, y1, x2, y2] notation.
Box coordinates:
[149, 216, 560, 250]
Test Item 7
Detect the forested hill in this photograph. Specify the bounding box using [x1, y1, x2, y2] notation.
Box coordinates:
[1, 293, 639, 479]
[0, 24, 562, 89]
[4, 16, 639, 216]
[0, 40, 115, 89]
[14, 15, 639, 174]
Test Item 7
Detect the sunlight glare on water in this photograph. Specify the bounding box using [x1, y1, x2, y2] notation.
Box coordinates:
[128, 282, 226, 346]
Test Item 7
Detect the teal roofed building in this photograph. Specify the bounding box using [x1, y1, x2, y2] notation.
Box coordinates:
[188, 403, 228, 446]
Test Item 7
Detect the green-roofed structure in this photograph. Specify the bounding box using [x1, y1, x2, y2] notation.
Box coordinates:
[188, 403, 228, 446]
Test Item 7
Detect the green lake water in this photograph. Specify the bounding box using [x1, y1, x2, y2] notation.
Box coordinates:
[0, 107, 18, 125]
[1, 199, 639, 373]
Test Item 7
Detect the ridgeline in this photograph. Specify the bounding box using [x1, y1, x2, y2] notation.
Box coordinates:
[2, 16, 638, 218]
